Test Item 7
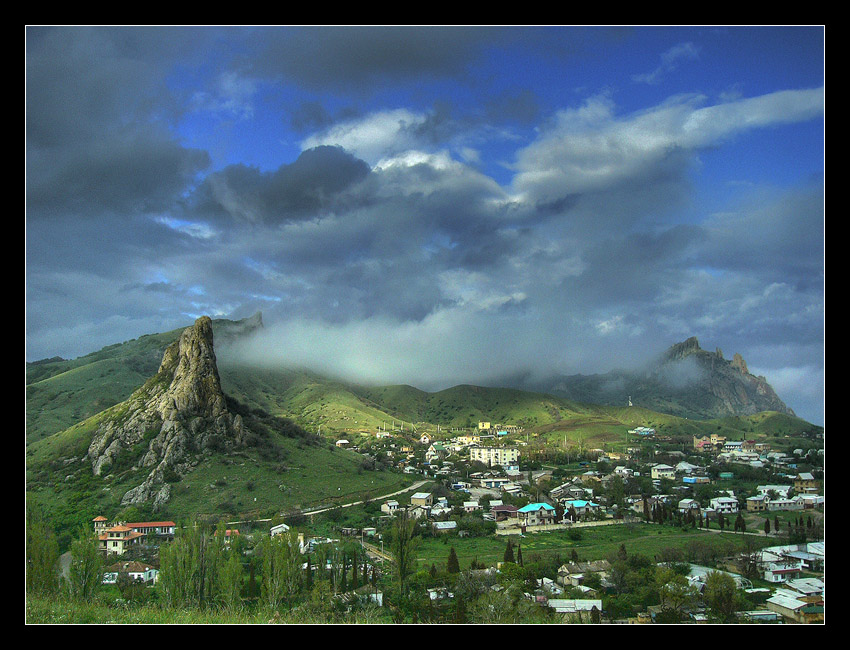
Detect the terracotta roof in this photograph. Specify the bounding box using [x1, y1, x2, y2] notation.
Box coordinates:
[126, 521, 176, 528]
[105, 561, 154, 573]
[93, 516, 108, 521]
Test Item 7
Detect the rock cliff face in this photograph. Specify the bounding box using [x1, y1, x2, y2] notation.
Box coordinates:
[650, 337, 794, 419]
[541, 337, 795, 420]
[85, 316, 244, 509]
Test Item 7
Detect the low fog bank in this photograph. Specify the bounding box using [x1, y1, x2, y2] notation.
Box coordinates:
[217, 314, 672, 394]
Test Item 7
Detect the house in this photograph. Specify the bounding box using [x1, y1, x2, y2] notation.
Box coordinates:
[757, 484, 792, 498]
[794, 472, 819, 494]
[517, 502, 556, 527]
[335, 439, 349, 447]
[270, 523, 290, 536]
[678, 498, 701, 513]
[650, 464, 675, 480]
[682, 475, 710, 485]
[93, 515, 179, 555]
[102, 561, 158, 585]
[463, 500, 482, 513]
[676, 461, 701, 474]
[710, 496, 739, 514]
[491, 504, 519, 521]
[97, 524, 145, 556]
[468, 446, 520, 467]
[766, 593, 822, 623]
[480, 476, 512, 490]
[419, 434, 431, 445]
[556, 560, 612, 587]
[546, 599, 603, 622]
[381, 500, 400, 515]
[746, 494, 769, 512]
[432, 521, 458, 533]
[561, 499, 601, 518]
[410, 492, 433, 507]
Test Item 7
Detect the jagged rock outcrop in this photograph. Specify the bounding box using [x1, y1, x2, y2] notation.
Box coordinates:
[538, 337, 796, 420]
[85, 316, 244, 509]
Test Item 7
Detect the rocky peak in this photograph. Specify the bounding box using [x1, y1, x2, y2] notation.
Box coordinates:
[730, 352, 749, 375]
[85, 316, 244, 509]
[664, 336, 702, 362]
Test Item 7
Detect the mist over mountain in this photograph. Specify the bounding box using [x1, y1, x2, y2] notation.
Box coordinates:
[517, 336, 795, 420]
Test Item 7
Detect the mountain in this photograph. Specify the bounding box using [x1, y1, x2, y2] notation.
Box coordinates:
[85, 316, 247, 509]
[532, 336, 796, 420]
[26, 315, 415, 530]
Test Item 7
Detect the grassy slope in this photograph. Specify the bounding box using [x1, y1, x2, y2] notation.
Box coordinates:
[26, 330, 180, 444]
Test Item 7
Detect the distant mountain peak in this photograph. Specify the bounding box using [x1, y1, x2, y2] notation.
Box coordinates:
[538, 336, 795, 420]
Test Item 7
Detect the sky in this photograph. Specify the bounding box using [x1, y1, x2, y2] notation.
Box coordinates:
[25, 26, 825, 425]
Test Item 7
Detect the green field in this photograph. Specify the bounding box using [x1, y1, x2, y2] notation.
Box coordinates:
[416, 523, 775, 571]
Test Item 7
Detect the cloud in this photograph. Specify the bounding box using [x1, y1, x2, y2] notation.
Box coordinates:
[189, 145, 371, 225]
[510, 87, 824, 207]
[632, 41, 700, 85]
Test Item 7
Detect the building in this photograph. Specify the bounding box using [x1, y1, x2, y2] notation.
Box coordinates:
[97, 524, 145, 556]
[102, 561, 158, 585]
[710, 496, 739, 514]
[794, 472, 819, 494]
[651, 464, 675, 480]
[381, 500, 400, 515]
[517, 502, 556, 527]
[410, 492, 433, 507]
[469, 446, 520, 467]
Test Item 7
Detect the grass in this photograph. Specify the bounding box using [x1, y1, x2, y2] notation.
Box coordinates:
[416, 523, 776, 571]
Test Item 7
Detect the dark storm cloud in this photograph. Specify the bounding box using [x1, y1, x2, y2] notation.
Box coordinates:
[27, 27, 215, 219]
[189, 145, 371, 224]
[251, 26, 506, 90]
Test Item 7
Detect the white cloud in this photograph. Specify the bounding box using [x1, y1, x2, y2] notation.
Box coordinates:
[301, 108, 430, 165]
[510, 88, 824, 204]
[632, 42, 700, 85]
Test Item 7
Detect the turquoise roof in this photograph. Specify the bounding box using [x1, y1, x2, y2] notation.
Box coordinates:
[518, 502, 555, 513]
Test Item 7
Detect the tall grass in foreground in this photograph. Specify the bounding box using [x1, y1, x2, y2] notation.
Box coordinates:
[25, 594, 387, 624]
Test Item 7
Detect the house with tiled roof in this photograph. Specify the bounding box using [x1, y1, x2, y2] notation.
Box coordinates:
[102, 561, 158, 585]
[98, 524, 145, 556]
[93, 515, 176, 555]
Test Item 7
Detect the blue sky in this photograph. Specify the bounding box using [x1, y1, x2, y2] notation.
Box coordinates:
[26, 26, 825, 424]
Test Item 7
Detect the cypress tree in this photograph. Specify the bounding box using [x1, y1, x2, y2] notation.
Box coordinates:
[447, 547, 460, 574]
[503, 540, 515, 564]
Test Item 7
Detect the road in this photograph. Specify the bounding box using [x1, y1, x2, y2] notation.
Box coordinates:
[225, 479, 430, 527]
[301, 480, 430, 516]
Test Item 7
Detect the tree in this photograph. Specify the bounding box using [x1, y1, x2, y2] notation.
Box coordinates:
[26, 509, 60, 597]
[503, 540, 515, 564]
[764, 518, 771, 535]
[260, 528, 303, 612]
[219, 551, 244, 612]
[66, 525, 102, 602]
[657, 568, 698, 621]
[703, 571, 741, 622]
[447, 547, 460, 574]
[516, 545, 523, 567]
[389, 509, 421, 595]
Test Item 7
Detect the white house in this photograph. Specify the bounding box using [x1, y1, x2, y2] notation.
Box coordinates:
[651, 464, 675, 480]
[710, 496, 739, 514]
[381, 500, 400, 515]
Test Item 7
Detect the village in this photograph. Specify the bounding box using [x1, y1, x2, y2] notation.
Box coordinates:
[88, 420, 824, 623]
